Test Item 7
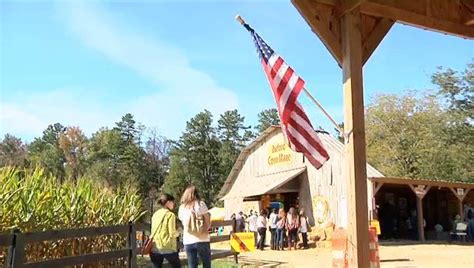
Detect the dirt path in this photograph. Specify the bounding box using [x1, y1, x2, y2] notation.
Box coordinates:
[379, 244, 474, 268]
[235, 243, 474, 267]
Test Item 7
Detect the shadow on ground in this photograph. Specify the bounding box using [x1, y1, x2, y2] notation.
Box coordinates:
[232, 255, 287, 267]
[380, 258, 411, 262]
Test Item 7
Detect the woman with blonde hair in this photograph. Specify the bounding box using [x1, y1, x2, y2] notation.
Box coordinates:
[286, 207, 300, 250]
[178, 186, 211, 268]
[275, 208, 286, 250]
[299, 209, 309, 249]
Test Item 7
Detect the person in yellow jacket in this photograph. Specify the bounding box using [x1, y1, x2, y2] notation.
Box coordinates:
[150, 193, 181, 268]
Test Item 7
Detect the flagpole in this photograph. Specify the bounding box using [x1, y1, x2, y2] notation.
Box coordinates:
[235, 15, 344, 136]
[302, 87, 343, 135]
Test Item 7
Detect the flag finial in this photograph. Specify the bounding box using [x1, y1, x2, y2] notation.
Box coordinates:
[235, 15, 246, 25]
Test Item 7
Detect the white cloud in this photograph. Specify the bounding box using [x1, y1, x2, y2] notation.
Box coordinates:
[0, 88, 117, 141]
[58, 2, 239, 128]
[0, 2, 239, 140]
[0, 104, 46, 138]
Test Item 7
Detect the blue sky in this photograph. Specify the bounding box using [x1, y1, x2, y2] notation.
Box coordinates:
[1, 0, 473, 142]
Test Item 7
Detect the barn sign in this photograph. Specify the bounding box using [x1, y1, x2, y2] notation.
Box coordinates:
[267, 138, 293, 166]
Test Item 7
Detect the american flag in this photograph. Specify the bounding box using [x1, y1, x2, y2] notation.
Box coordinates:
[243, 23, 330, 169]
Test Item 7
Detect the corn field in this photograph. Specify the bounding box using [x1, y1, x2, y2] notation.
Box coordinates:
[0, 167, 147, 267]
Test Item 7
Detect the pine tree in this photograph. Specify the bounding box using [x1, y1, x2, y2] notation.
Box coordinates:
[255, 108, 280, 134]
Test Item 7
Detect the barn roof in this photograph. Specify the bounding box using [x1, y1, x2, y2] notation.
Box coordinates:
[218, 125, 383, 199]
[218, 126, 280, 198]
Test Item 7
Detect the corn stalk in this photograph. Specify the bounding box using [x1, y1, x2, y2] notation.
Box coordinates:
[0, 167, 146, 267]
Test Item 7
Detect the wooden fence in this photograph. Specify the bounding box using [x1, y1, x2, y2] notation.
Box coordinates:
[1, 220, 236, 268]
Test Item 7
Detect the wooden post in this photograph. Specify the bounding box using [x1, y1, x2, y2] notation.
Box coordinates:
[11, 232, 24, 268]
[232, 219, 238, 264]
[373, 182, 384, 196]
[6, 229, 19, 268]
[415, 196, 425, 241]
[409, 185, 430, 241]
[341, 7, 370, 268]
[127, 222, 137, 268]
[449, 188, 470, 220]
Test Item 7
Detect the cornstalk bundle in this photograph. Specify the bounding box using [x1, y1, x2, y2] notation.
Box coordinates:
[0, 167, 146, 267]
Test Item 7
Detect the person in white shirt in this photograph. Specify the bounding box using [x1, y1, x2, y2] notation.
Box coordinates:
[269, 209, 278, 250]
[256, 209, 268, 250]
[299, 210, 309, 249]
[178, 186, 211, 268]
[247, 211, 258, 246]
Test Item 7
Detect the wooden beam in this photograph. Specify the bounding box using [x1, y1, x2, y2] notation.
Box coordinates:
[460, 0, 474, 25]
[415, 195, 425, 241]
[23, 249, 130, 268]
[408, 184, 430, 241]
[448, 187, 470, 219]
[465, 188, 471, 198]
[464, 19, 474, 26]
[373, 182, 384, 196]
[462, 0, 474, 12]
[341, 7, 370, 267]
[360, 1, 474, 39]
[313, 0, 339, 6]
[292, 0, 343, 66]
[370, 176, 474, 190]
[450, 189, 465, 220]
[408, 184, 431, 199]
[362, 18, 394, 64]
[22, 225, 129, 243]
[448, 187, 464, 202]
[341, 0, 364, 16]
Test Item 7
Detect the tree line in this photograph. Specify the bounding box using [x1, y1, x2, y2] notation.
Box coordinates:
[363, 62, 473, 183]
[1, 62, 472, 206]
[0, 108, 280, 206]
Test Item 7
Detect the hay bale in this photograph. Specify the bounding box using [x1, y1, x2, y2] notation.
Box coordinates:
[324, 224, 334, 241]
[309, 221, 335, 242]
[316, 240, 332, 248]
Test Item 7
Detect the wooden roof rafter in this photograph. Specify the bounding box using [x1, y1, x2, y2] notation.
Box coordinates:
[370, 176, 474, 190]
[292, 0, 474, 66]
[293, 0, 343, 66]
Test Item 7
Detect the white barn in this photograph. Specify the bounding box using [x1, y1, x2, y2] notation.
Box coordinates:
[219, 126, 383, 229]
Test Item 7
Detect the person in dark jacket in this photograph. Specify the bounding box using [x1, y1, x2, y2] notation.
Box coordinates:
[235, 211, 246, 232]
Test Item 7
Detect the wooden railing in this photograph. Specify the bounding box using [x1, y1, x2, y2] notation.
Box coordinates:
[2, 224, 135, 268]
[0, 233, 15, 266]
[1, 220, 237, 268]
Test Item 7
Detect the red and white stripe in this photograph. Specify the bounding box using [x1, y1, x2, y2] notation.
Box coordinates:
[263, 54, 329, 168]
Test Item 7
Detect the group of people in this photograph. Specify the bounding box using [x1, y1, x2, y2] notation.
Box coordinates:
[150, 187, 313, 268]
[149, 186, 211, 268]
[232, 206, 310, 251]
